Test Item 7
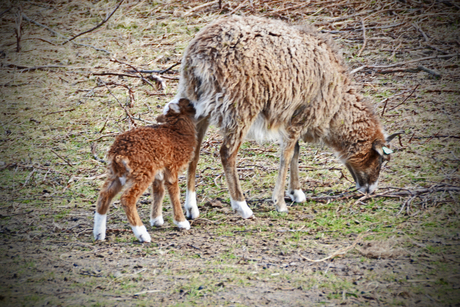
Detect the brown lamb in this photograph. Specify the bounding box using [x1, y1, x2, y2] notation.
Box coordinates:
[93, 98, 197, 243]
[164, 16, 400, 220]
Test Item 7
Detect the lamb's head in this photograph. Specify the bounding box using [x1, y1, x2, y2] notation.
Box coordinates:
[158, 98, 196, 123]
[344, 132, 402, 194]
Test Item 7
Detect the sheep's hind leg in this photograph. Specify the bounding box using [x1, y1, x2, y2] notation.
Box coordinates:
[273, 137, 299, 212]
[120, 179, 152, 243]
[150, 177, 165, 227]
[93, 175, 122, 241]
[220, 139, 253, 219]
[165, 171, 190, 230]
[287, 141, 306, 203]
[185, 118, 209, 219]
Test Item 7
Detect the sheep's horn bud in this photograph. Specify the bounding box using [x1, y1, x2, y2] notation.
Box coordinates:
[386, 131, 404, 143]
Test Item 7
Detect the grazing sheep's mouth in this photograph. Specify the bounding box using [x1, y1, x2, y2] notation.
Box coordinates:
[346, 164, 378, 194]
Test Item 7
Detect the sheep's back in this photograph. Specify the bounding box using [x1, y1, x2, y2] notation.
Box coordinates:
[179, 16, 352, 139]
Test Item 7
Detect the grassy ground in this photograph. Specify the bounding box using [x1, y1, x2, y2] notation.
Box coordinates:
[0, 0, 459, 306]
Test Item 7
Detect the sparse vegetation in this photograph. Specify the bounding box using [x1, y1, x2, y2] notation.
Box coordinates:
[0, 0, 459, 306]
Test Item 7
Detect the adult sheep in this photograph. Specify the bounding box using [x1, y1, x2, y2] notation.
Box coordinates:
[164, 16, 399, 219]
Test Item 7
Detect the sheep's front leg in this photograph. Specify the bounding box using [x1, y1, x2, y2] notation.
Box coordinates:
[94, 175, 122, 241]
[287, 141, 306, 203]
[165, 173, 190, 230]
[120, 180, 152, 243]
[150, 177, 165, 227]
[185, 118, 209, 219]
[273, 138, 299, 212]
[220, 140, 253, 219]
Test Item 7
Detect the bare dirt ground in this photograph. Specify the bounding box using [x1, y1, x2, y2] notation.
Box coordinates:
[0, 0, 459, 306]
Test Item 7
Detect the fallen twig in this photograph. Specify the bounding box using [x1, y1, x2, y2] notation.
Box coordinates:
[301, 233, 368, 262]
[351, 53, 459, 74]
[386, 84, 420, 112]
[183, 0, 218, 16]
[357, 19, 367, 57]
[50, 149, 74, 168]
[62, 0, 125, 45]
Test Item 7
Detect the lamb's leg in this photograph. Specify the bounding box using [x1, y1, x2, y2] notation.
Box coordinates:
[120, 179, 152, 243]
[220, 139, 253, 219]
[272, 138, 299, 212]
[149, 177, 165, 227]
[165, 171, 190, 230]
[287, 141, 306, 203]
[93, 175, 122, 241]
[185, 118, 209, 219]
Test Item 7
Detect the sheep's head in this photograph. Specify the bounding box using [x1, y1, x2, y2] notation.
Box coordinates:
[157, 98, 196, 123]
[344, 132, 402, 194]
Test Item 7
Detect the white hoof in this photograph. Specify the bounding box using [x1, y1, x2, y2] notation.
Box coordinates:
[93, 212, 107, 241]
[150, 216, 164, 227]
[231, 199, 253, 219]
[174, 219, 191, 230]
[185, 190, 200, 219]
[288, 189, 306, 203]
[131, 225, 151, 243]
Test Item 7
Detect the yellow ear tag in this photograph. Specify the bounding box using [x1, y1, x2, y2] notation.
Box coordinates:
[382, 146, 393, 155]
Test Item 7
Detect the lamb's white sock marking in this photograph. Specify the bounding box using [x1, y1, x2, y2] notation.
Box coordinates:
[93, 212, 107, 241]
[174, 219, 191, 230]
[288, 189, 306, 203]
[131, 225, 151, 243]
[231, 199, 253, 219]
[150, 215, 164, 227]
[185, 190, 199, 219]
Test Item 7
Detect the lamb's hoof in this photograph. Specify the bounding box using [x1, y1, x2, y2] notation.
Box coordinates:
[231, 199, 253, 219]
[185, 207, 200, 220]
[288, 189, 306, 203]
[131, 225, 152, 243]
[185, 191, 199, 219]
[150, 216, 164, 227]
[174, 219, 191, 230]
[94, 233, 105, 241]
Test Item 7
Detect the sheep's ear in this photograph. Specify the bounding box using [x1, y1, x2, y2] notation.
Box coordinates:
[372, 140, 385, 157]
[386, 131, 404, 143]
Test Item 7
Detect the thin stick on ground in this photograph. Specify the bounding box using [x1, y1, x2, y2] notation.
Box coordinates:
[50, 149, 74, 168]
[357, 19, 367, 57]
[301, 233, 368, 262]
[62, 0, 125, 45]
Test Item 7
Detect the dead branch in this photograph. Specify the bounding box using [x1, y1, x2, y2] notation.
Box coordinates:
[99, 79, 137, 129]
[386, 84, 420, 112]
[351, 53, 459, 74]
[110, 58, 164, 90]
[183, 0, 218, 16]
[134, 62, 181, 74]
[14, 7, 22, 52]
[357, 19, 367, 57]
[44, 108, 75, 116]
[305, 184, 460, 203]
[50, 149, 74, 168]
[301, 233, 368, 262]
[22, 13, 65, 39]
[62, 0, 125, 45]
[375, 66, 441, 78]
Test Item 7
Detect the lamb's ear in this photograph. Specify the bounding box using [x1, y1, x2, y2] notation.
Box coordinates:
[386, 131, 404, 143]
[178, 98, 190, 107]
[156, 114, 166, 123]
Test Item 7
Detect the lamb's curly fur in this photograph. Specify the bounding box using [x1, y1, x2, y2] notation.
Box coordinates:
[167, 16, 392, 217]
[93, 99, 197, 242]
